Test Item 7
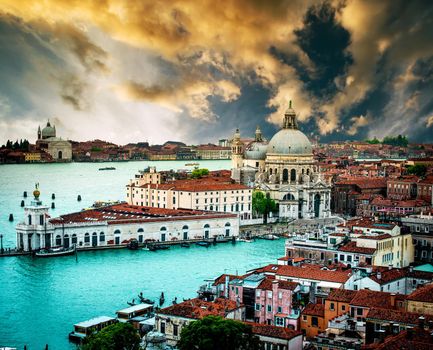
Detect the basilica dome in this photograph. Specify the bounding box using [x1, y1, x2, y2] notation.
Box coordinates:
[266, 102, 312, 156]
[41, 121, 56, 139]
[244, 142, 268, 160]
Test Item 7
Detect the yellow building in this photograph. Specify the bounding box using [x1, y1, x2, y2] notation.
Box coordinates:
[406, 283, 433, 315]
[24, 152, 41, 163]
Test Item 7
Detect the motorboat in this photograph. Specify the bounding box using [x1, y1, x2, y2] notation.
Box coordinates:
[196, 241, 211, 247]
[35, 245, 76, 258]
[69, 316, 117, 344]
[180, 242, 190, 248]
[98, 167, 116, 171]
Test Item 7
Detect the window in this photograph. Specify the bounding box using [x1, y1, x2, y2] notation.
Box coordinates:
[330, 302, 335, 311]
[255, 303, 261, 311]
[72, 234, 77, 244]
[267, 305, 272, 312]
[342, 305, 346, 311]
[302, 315, 307, 322]
[100, 232, 105, 242]
[267, 291, 272, 298]
[275, 317, 284, 326]
[84, 233, 90, 243]
[256, 290, 261, 297]
[356, 308, 363, 316]
[278, 292, 282, 299]
[55, 235, 61, 246]
[160, 321, 165, 334]
[311, 316, 318, 327]
[39, 215, 44, 225]
[277, 306, 282, 313]
[173, 324, 179, 337]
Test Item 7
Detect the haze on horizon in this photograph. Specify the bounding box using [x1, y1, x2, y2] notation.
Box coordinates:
[1, 0, 433, 145]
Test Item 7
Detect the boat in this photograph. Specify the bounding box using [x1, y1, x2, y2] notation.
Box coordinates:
[138, 293, 155, 305]
[237, 237, 254, 243]
[263, 234, 279, 240]
[127, 239, 139, 250]
[214, 235, 231, 243]
[148, 244, 169, 251]
[35, 245, 76, 258]
[196, 241, 211, 247]
[116, 303, 153, 322]
[98, 167, 116, 171]
[185, 162, 199, 166]
[69, 316, 117, 343]
[180, 242, 190, 248]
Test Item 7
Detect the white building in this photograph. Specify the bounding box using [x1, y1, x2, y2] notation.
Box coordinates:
[126, 168, 254, 225]
[16, 187, 239, 252]
[231, 101, 331, 220]
[36, 120, 72, 161]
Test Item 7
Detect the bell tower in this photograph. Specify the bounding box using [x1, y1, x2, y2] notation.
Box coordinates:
[255, 125, 263, 142]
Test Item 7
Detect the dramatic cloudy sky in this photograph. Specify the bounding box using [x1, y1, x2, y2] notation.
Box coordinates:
[1, 0, 433, 145]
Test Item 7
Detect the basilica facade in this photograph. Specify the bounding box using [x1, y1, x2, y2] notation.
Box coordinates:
[36, 120, 72, 161]
[231, 102, 331, 220]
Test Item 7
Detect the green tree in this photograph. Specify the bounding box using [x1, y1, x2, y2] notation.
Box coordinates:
[81, 322, 140, 350]
[365, 137, 380, 144]
[252, 190, 276, 224]
[91, 146, 103, 152]
[383, 135, 408, 147]
[191, 168, 210, 179]
[178, 316, 260, 350]
[406, 164, 427, 177]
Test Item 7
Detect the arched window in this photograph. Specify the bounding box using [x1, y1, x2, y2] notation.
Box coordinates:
[58, 150, 63, 159]
[64, 234, 70, 248]
[114, 229, 121, 234]
[137, 228, 144, 233]
[100, 232, 105, 242]
[210, 205, 213, 211]
[182, 225, 189, 240]
[72, 234, 77, 244]
[307, 168, 310, 175]
[282, 169, 289, 182]
[283, 193, 295, 201]
[225, 222, 231, 237]
[290, 169, 296, 182]
[55, 235, 62, 246]
[160, 227, 167, 242]
[270, 168, 273, 175]
[40, 214, 44, 225]
[204, 224, 210, 239]
[28, 215, 32, 225]
[84, 233, 90, 243]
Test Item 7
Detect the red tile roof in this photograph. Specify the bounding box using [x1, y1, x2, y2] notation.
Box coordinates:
[302, 303, 325, 317]
[49, 203, 237, 225]
[357, 234, 392, 240]
[366, 328, 433, 350]
[350, 290, 401, 309]
[366, 307, 433, 325]
[257, 278, 299, 291]
[338, 241, 376, 255]
[327, 289, 357, 303]
[248, 323, 302, 340]
[335, 178, 386, 189]
[258, 264, 352, 284]
[158, 298, 240, 319]
[406, 283, 433, 303]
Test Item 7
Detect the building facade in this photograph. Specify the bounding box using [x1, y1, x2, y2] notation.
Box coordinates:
[231, 102, 332, 220]
[36, 120, 72, 161]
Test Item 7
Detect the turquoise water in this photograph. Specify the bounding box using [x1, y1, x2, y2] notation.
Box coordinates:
[0, 161, 285, 349]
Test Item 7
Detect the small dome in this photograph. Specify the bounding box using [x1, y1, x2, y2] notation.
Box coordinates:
[41, 121, 56, 139]
[267, 129, 312, 155]
[245, 142, 267, 160]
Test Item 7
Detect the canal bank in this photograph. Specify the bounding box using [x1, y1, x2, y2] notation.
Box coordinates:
[0, 239, 285, 349]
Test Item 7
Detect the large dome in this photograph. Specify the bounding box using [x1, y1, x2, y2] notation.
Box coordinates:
[267, 129, 312, 155]
[266, 101, 312, 156]
[41, 121, 56, 139]
[244, 142, 268, 160]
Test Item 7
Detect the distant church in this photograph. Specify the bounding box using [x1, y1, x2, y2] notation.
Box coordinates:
[36, 120, 72, 161]
[231, 101, 331, 220]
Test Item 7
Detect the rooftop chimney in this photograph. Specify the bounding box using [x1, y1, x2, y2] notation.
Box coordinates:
[409, 266, 414, 273]
[406, 326, 414, 340]
[377, 272, 382, 280]
[390, 293, 396, 307]
[224, 275, 229, 299]
[388, 264, 393, 270]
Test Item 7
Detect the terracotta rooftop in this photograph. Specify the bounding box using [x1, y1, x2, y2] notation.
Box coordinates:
[406, 283, 433, 303]
[358, 234, 393, 240]
[350, 290, 401, 309]
[257, 264, 352, 284]
[257, 277, 299, 291]
[365, 328, 433, 350]
[49, 203, 236, 225]
[212, 274, 240, 286]
[302, 303, 325, 317]
[338, 241, 376, 255]
[248, 322, 302, 340]
[158, 298, 240, 319]
[335, 178, 386, 189]
[366, 307, 433, 325]
[327, 289, 357, 303]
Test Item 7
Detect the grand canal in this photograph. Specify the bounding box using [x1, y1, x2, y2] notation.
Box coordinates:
[0, 161, 285, 349]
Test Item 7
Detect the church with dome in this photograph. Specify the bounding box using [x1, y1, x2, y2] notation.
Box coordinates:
[231, 101, 331, 220]
[36, 120, 72, 161]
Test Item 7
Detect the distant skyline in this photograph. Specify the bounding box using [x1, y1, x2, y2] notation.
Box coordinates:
[1, 0, 433, 145]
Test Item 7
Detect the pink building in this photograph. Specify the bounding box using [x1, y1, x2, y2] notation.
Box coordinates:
[219, 273, 301, 330]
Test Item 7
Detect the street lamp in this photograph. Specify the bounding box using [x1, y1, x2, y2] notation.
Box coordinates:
[0, 234, 3, 254]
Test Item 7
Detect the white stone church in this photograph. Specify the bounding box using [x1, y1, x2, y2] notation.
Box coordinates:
[231, 102, 331, 220]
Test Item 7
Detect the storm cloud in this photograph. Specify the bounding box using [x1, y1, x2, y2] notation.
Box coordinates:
[0, 0, 432, 144]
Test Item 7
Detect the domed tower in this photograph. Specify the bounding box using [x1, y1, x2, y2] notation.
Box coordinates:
[231, 129, 243, 169]
[16, 183, 52, 252]
[41, 120, 56, 139]
[255, 125, 263, 142]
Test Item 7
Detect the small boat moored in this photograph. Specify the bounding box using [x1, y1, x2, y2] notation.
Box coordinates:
[180, 242, 190, 248]
[35, 245, 76, 258]
[127, 239, 139, 250]
[99, 167, 116, 171]
[196, 241, 211, 247]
